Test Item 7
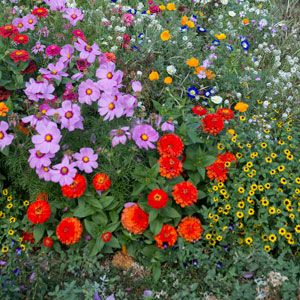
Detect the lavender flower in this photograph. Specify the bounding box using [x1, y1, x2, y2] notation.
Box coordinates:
[132, 124, 159, 150]
[57, 100, 83, 131]
[51, 155, 77, 186]
[109, 126, 131, 146]
[23, 14, 37, 31]
[73, 147, 98, 173]
[62, 8, 84, 26]
[39, 61, 68, 81]
[74, 38, 101, 63]
[78, 79, 101, 105]
[28, 148, 54, 169]
[0, 121, 14, 150]
[98, 93, 124, 121]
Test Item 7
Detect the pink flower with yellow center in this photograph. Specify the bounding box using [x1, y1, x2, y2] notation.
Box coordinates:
[51, 155, 77, 186]
[73, 147, 98, 173]
[132, 124, 159, 150]
[78, 79, 100, 105]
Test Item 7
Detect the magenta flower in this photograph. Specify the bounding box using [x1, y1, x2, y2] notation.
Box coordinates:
[59, 44, 74, 64]
[132, 124, 159, 150]
[39, 61, 68, 81]
[161, 121, 174, 132]
[32, 121, 62, 154]
[73, 148, 98, 173]
[51, 155, 77, 186]
[35, 165, 53, 181]
[109, 126, 131, 147]
[23, 14, 37, 31]
[57, 100, 83, 131]
[78, 79, 100, 105]
[62, 8, 84, 26]
[28, 148, 54, 169]
[0, 121, 14, 151]
[74, 38, 101, 63]
[12, 17, 28, 33]
[122, 14, 134, 26]
[45, 45, 61, 57]
[98, 93, 124, 121]
[119, 94, 137, 117]
[31, 41, 46, 54]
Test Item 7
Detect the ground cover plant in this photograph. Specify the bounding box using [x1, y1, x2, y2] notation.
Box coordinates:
[0, 0, 299, 299]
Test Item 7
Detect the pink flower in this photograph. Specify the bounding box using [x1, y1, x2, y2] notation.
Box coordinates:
[73, 147, 98, 173]
[28, 148, 54, 169]
[23, 14, 37, 31]
[74, 38, 101, 63]
[62, 8, 84, 26]
[39, 61, 68, 80]
[0, 121, 14, 151]
[132, 81, 142, 93]
[35, 165, 53, 181]
[45, 45, 61, 57]
[12, 17, 28, 33]
[122, 13, 134, 26]
[109, 127, 131, 147]
[51, 155, 77, 186]
[161, 121, 174, 132]
[59, 44, 74, 64]
[57, 100, 83, 131]
[24, 79, 55, 101]
[132, 124, 159, 150]
[78, 79, 101, 105]
[31, 41, 46, 54]
[98, 93, 124, 121]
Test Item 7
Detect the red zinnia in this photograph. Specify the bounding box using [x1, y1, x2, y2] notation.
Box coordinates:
[27, 200, 51, 224]
[10, 50, 30, 63]
[157, 134, 184, 157]
[158, 156, 183, 179]
[217, 152, 237, 165]
[32, 7, 48, 18]
[201, 113, 224, 135]
[216, 108, 234, 121]
[56, 217, 83, 245]
[101, 232, 112, 242]
[172, 181, 198, 207]
[22, 231, 35, 244]
[0, 87, 11, 100]
[43, 237, 53, 248]
[13, 34, 29, 44]
[0, 25, 18, 38]
[21, 60, 37, 74]
[206, 160, 228, 182]
[192, 105, 207, 116]
[154, 224, 178, 249]
[62, 174, 87, 198]
[177, 216, 203, 242]
[121, 204, 149, 235]
[148, 189, 169, 209]
[93, 173, 111, 191]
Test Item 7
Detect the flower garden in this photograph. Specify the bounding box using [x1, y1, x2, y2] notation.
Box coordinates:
[0, 0, 299, 299]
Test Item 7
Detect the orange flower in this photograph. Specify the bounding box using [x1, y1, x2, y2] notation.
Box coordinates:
[62, 174, 87, 198]
[157, 133, 184, 157]
[0, 102, 8, 116]
[167, 3, 176, 10]
[206, 160, 228, 182]
[187, 21, 195, 28]
[186, 57, 199, 67]
[121, 204, 149, 235]
[56, 217, 83, 245]
[172, 181, 198, 207]
[93, 173, 111, 191]
[181, 16, 188, 25]
[158, 156, 183, 179]
[177, 217, 203, 242]
[149, 71, 159, 81]
[215, 33, 226, 40]
[148, 189, 169, 209]
[217, 152, 237, 164]
[154, 224, 178, 249]
[234, 102, 248, 112]
[164, 77, 172, 84]
[243, 19, 249, 24]
[159, 5, 166, 11]
[161, 30, 171, 41]
[27, 200, 51, 224]
[104, 52, 116, 63]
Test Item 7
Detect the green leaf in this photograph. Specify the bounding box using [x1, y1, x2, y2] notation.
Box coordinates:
[150, 219, 163, 235]
[89, 197, 103, 209]
[202, 155, 216, 167]
[188, 172, 201, 185]
[73, 205, 94, 218]
[153, 263, 161, 282]
[1, 147, 9, 157]
[149, 210, 159, 223]
[163, 207, 181, 218]
[131, 183, 145, 196]
[92, 211, 108, 226]
[100, 196, 114, 208]
[197, 166, 206, 180]
[84, 219, 99, 238]
[33, 223, 45, 244]
[106, 235, 120, 248]
[90, 238, 104, 257]
[197, 190, 207, 199]
[152, 100, 162, 112]
[149, 163, 160, 177]
[142, 245, 157, 257]
[105, 221, 120, 233]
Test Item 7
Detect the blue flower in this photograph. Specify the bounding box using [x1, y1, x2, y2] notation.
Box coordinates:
[209, 88, 216, 96]
[14, 268, 19, 276]
[197, 26, 206, 33]
[241, 40, 250, 50]
[216, 262, 222, 268]
[187, 87, 199, 98]
[16, 247, 22, 255]
[180, 26, 188, 33]
[204, 90, 211, 98]
[239, 35, 247, 41]
[228, 224, 234, 230]
[127, 8, 136, 15]
[225, 44, 233, 52]
[138, 33, 144, 40]
[162, 242, 169, 249]
[212, 39, 220, 46]
[131, 46, 138, 51]
[192, 259, 198, 266]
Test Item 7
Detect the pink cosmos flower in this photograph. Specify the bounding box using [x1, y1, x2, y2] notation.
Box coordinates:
[78, 79, 100, 105]
[38, 27, 49, 38]
[132, 124, 159, 150]
[73, 147, 98, 173]
[98, 93, 124, 121]
[132, 81, 142, 94]
[109, 127, 131, 147]
[35, 165, 53, 181]
[59, 44, 74, 64]
[0, 121, 14, 151]
[74, 38, 101, 63]
[57, 100, 83, 131]
[23, 14, 37, 31]
[39, 61, 68, 81]
[62, 8, 84, 26]
[24, 79, 55, 101]
[119, 94, 137, 117]
[161, 121, 174, 132]
[46, 0, 66, 11]
[22, 114, 49, 128]
[45, 45, 61, 57]
[32, 121, 62, 154]
[12, 17, 27, 33]
[28, 148, 54, 169]
[51, 155, 77, 186]
[31, 41, 46, 54]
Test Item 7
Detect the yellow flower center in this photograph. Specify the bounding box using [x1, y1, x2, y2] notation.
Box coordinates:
[18, 23, 23, 28]
[154, 194, 161, 201]
[45, 134, 52, 142]
[29, 19, 33, 24]
[71, 14, 77, 19]
[52, 70, 57, 74]
[61, 167, 68, 174]
[86, 88, 92, 95]
[107, 72, 113, 79]
[108, 103, 115, 110]
[0, 132, 3, 139]
[83, 156, 89, 162]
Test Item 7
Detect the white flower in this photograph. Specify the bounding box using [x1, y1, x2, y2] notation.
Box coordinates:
[167, 65, 176, 75]
[110, 46, 118, 52]
[229, 11, 236, 17]
[263, 101, 269, 108]
[182, 36, 188, 41]
[136, 71, 142, 77]
[211, 96, 223, 104]
[220, 0, 228, 4]
[187, 42, 193, 48]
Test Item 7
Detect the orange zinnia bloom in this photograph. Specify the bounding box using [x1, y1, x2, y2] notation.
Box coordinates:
[172, 181, 198, 207]
[177, 216, 203, 242]
[206, 160, 228, 182]
[56, 217, 83, 245]
[154, 224, 178, 249]
[157, 133, 184, 157]
[27, 200, 51, 224]
[0, 102, 8, 116]
[158, 156, 183, 179]
[62, 174, 87, 198]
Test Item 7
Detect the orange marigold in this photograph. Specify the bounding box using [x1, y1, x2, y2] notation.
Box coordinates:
[158, 156, 183, 179]
[154, 224, 178, 249]
[177, 216, 203, 242]
[121, 204, 149, 235]
[0, 102, 9, 116]
[62, 174, 87, 198]
[157, 133, 184, 157]
[206, 160, 228, 182]
[172, 181, 198, 207]
[56, 217, 83, 245]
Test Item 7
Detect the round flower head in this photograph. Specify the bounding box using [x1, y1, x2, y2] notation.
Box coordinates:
[93, 173, 111, 191]
[12, 17, 27, 33]
[10, 50, 30, 63]
[56, 217, 83, 245]
[148, 189, 169, 209]
[57, 100, 83, 131]
[23, 14, 37, 31]
[216, 108, 234, 121]
[132, 124, 159, 150]
[157, 134, 184, 157]
[73, 147, 98, 173]
[13, 34, 29, 44]
[201, 113, 224, 135]
[27, 200, 51, 224]
[154, 224, 178, 249]
[0, 121, 14, 151]
[177, 217, 203, 242]
[62, 8, 84, 26]
[121, 204, 149, 235]
[158, 156, 183, 179]
[0, 25, 18, 38]
[27, 148, 54, 169]
[192, 105, 207, 116]
[43, 237, 53, 247]
[51, 155, 77, 186]
[217, 152, 237, 164]
[187, 87, 198, 98]
[101, 232, 112, 242]
[33, 7, 48, 18]
[61, 174, 87, 198]
[206, 160, 228, 182]
[46, 45, 61, 57]
[172, 181, 198, 207]
[78, 79, 100, 105]
[74, 38, 101, 63]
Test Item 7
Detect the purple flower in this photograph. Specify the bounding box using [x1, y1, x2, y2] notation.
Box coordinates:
[12, 17, 28, 33]
[109, 126, 131, 146]
[73, 147, 98, 173]
[243, 271, 254, 279]
[39, 61, 68, 81]
[59, 44, 75, 64]
[192, 259, 198, 266]
[47, 0, 66, 11]
[71, 72, 85, 82]
[24, 79, 55, 102]
[132, 124, 159, 150]
[51, 155, 77, 186]
[78, 79, 101, 105]
[23, 14, 37, 31]
[0, 261, 7, 265]
[119, 94, 137, 117]
[106, 295, 115, 300]
[124, 202, 136, 207]
[161, 121, 174, 132]
[132, 81, 142, 93]
[31, 41, 46, 54]
[38, 27, 49, 38]
[57, 100, 83, 131]
[14, 268, 19, 276]
[28, 148, 54, 169]
[216, 262, 222, 268]
[63, 8, 84, 26]
[16, 247, 22, 255]
[143, 290, 153, 297]
[74, 38, 101, 63]
[98, 93, 124, 121]
[32, 121, 62, 154]
[30, 272, 35, 281]
[94, 293, 101, 300]
[0, 121, 14, 151]
[35, 165, 53, 181]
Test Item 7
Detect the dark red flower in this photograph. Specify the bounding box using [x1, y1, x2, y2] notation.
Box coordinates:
[148, 189, 169, 209]
[0, 25, 18, 38]
[21, 60, 37, 74]
[0, 87, 11, 100]
[101, 232, 112, 242]
[22, 231, 35, 244]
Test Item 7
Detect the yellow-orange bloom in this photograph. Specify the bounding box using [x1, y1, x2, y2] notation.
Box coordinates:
[181, 16, 188, 25]
[243, 19, 249, 24]
[215, 33, 226, 40]
[159, 5, 166, 11]
[177, 217, 203, 242]
[167, 3, 176, 10]
[164, 77, 172, 84]
[149, 71, 159, 81]
[187, 21, 195, 28]
[186, 57, 199, 67]
[234, 102, 248, 112]
[161, 30, 171, 41]
[0, 102, 9, 116]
